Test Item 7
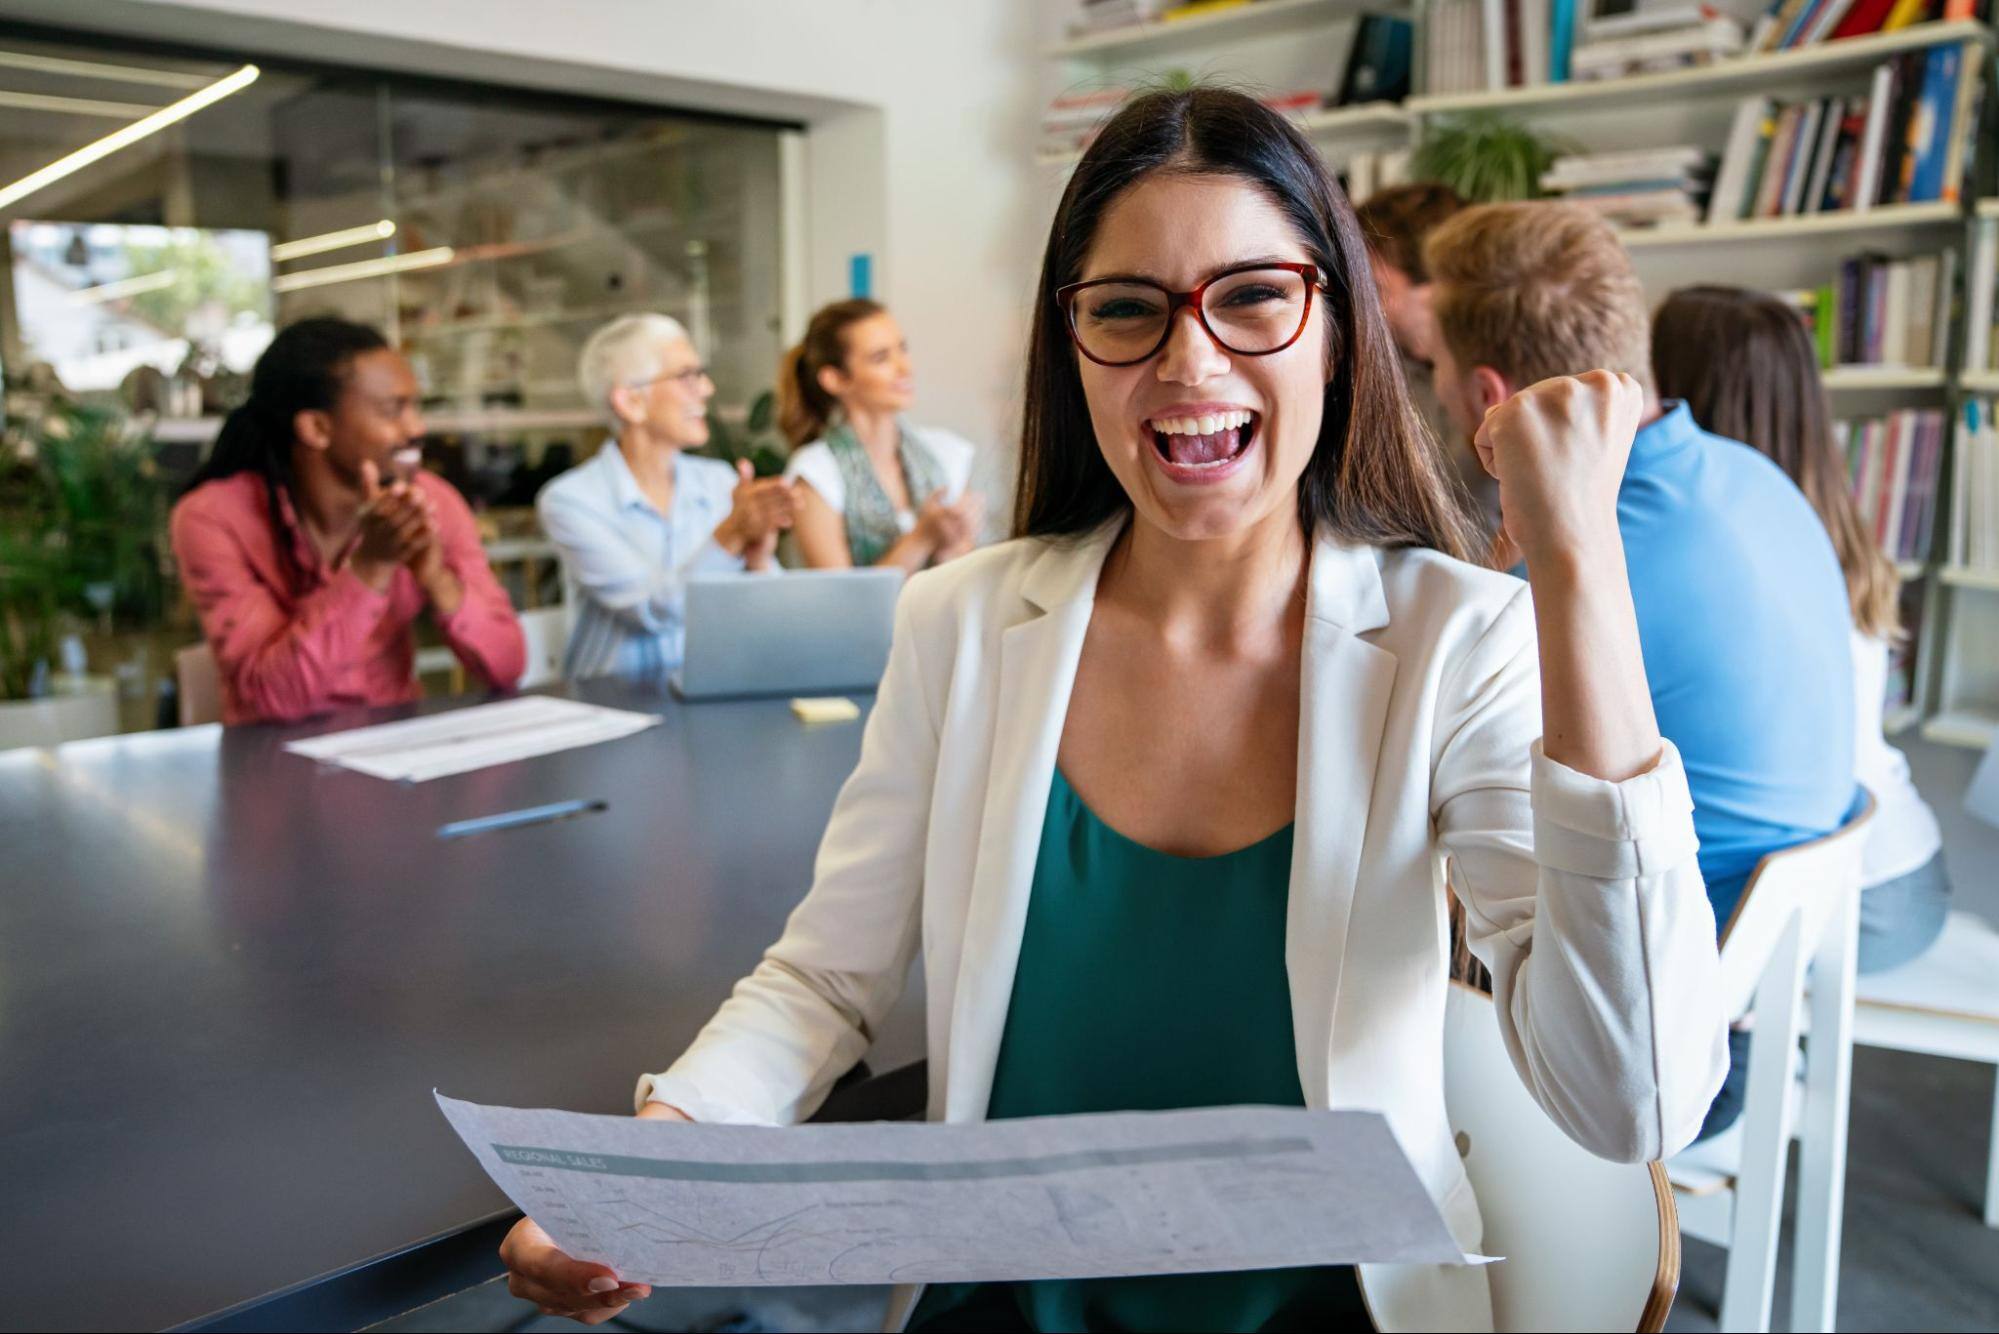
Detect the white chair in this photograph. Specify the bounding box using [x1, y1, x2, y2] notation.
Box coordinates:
[174, 642, 222, 727]
[516, 605, 570, 690]
[1850, 909, 1999, 1229]
[1666, 796, 1875, 1334]
[1443, 982, 1677, 1333]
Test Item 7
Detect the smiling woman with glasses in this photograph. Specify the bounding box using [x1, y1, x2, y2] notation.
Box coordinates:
[500, 89, 1727, 1334]
[536, 312, 797, 684]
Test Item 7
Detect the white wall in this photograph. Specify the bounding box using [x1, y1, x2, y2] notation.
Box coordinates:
[13, 0, 1048, 470]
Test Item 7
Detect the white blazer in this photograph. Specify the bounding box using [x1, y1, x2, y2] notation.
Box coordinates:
[643, 523, 1727, 1333]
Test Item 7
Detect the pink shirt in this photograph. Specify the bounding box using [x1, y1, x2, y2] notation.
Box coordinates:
[171, 471, 526, 724]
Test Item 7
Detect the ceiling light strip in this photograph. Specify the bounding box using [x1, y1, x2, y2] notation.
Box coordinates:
[0, 50, 211, 88]
[271, 219, 397, 262]
[70, 270, 177, 304]
[270, 246, 455, 293]
[0, 89, 155, 118]
[0, 64, 260, 214]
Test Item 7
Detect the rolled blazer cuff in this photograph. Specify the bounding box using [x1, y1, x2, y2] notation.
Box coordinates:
[633, 1071, 776, 1126]
[1529, 738, 1701, 881]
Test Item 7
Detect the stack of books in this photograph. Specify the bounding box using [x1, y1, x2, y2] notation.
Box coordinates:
[1571, 4, 1745, 81]
[1967, 218, 1998, 376]
[1706, 44, 1983, 221]
[1039, 88, 1131, 158]
[1841, 407, 1948, 563]
[1066, 0, 1168, 36]
[1948, 398, 1999, 570]
[1789, 250, 1957, 368]
[1541, 146, 1712, 227]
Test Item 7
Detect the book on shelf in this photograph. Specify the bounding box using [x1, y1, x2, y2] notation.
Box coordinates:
[1703, 46, 1983, 223]
[1840, 407, 1947, 562]
[1426, 0, 1487, 95]
[1797, 249, 1955, 369]
[1967, 218, 1997, 372]
[1949, 397, 1999, 570]
[1338, 16, 1415, 105]
[1549, 0, 1579, 80]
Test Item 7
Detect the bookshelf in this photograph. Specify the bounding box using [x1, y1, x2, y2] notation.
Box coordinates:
[1038, 2, 1996, 741]
[1407, 18, 1992, 114]
[1921, 708, 1999, 747]
[1941, 566, 1999, 590]
[1616, 201, 1965, 248]
[1824, 367, 1952, 391]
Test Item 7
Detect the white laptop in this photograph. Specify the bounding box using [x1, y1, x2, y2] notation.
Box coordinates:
[670, 568, 904, 701]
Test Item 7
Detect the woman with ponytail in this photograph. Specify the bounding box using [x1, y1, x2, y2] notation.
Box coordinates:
[171, 317, 524, 723]
[1654, 285, 1950, 973]
[778, 300, 986, 573]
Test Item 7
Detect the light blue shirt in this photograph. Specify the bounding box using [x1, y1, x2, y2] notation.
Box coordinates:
[536, 444, 750, 683]
[1620, 402, 1859, 927]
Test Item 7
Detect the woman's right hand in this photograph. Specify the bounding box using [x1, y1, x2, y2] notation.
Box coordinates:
[497, 1101, 686, 1323]
[914, 489, 982, 560]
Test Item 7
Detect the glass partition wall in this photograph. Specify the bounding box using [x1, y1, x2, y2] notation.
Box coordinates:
[0, 24, 791, 731]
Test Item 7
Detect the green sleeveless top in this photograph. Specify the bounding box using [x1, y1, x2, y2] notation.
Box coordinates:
[908, 769, 1367, 1333]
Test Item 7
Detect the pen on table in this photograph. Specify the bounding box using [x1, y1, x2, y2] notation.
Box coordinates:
[437, 798, 608, 840]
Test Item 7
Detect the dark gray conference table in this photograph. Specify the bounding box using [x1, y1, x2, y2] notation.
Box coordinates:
[0, 680, 922, 1333]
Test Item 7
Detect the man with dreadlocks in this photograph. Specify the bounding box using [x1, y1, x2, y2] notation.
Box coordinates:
[170, 318, 525, 723]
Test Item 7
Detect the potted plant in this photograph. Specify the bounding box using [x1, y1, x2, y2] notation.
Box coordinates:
[702, 389, 789, 478]
[0, 403, 165, 748]
[1411, 112, 1572, 203]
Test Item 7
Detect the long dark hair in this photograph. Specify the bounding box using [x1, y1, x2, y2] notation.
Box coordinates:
[1015, 86, 1470, 559]
[182, 317, 388, 567]
[1652, 285, 1898, 638]
[776, 298, 886, 447]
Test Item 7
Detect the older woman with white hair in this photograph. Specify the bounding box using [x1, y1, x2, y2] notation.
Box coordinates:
[537, 313, 796, 682]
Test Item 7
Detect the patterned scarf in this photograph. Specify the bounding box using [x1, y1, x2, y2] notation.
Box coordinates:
[825, 422, 948, 567]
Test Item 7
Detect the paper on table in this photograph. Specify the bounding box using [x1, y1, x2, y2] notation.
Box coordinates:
[436, 1094, 1490, 1288]
[286, 696, 659, 782]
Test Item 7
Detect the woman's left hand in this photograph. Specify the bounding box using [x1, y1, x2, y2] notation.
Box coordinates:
[1474, 370, 1644, 573]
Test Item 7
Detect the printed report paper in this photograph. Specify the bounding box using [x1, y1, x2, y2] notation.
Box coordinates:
[437, 1094, 1487, 1287]
[284, 696, 659, 782]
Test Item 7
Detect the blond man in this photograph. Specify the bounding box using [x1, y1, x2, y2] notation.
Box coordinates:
[1424, 201, 1858, 1141]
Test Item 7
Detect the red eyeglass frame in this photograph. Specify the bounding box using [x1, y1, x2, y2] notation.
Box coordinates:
[1054, 261, 1329, 367]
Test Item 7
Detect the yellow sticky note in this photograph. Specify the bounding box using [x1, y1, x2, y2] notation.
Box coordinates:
[790, 696, 860, 725]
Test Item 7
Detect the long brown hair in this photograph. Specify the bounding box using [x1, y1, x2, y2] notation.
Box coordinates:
[776, 298, 886, 447]
[1015, 86, 1472, 558]
[1652, 285, 1899, 638]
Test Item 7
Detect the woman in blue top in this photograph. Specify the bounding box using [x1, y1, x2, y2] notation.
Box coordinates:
[537, 313, 797, 682]
[500, 90, 1726, 1333]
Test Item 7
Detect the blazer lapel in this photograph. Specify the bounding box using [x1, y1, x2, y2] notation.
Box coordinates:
[1287, 538, 1398, 1106]
[943, 528, 1118, 1122]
